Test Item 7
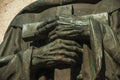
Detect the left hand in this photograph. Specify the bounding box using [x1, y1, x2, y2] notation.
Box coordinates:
[49, 25, 90, 41]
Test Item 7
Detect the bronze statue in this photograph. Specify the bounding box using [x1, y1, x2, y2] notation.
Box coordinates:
[0, 0, 120, 80]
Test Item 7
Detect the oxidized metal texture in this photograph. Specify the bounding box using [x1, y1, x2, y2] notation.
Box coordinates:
[0, 0, 120, 80]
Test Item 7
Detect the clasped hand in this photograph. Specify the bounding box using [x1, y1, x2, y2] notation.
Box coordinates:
[32, 17, 90, 69]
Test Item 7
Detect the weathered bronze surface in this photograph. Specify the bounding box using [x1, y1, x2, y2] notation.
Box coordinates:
[0, 0, 120, 80]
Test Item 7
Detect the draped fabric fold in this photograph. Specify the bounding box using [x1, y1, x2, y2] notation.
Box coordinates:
[82, 18, 120, 80]
[0, 27, 32, 80]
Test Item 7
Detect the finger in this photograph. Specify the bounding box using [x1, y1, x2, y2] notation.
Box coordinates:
[49, 33, 58, 41]
[55, 26, 74, 31]
[46, 56, 76, 68]
[38, 21, 58, 33]
[48, 28, 73, 39]
[57, 30, 83, 36]
[50, 44, 83, 55]
[48, 50, 79, 59]
[50, 39, 81, 48]
[33, 55, 76, 68]
[48, 28, 56, 38]
[33, 55, 66, 67]
[49, 39, 82, 53]
[65, 33, 81, 38]
[49, 26, 77, 37]
[61, 39, 81, 47]
[49, 30, 83, 41]
[45, 21, 58, 29]
[54, 56, 76, 66]
[56, 25, 84, 31]
[64, 45, 83, 54]
[37, 17, 58, 30]
[49, 33, 77, 41]
[32, 55, 56, 67]
[55, 25, 85, 31]
[38, 56, 75, 66]
[57, 27, 75, 31]
[49, 25, 81, 37]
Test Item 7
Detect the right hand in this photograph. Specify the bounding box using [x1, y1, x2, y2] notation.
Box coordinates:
[32, 39, 83, 69]
[49, 25, 90, 41]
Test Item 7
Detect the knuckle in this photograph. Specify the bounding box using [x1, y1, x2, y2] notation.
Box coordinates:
[72, 30, 77, 32]
[68, 59, 76, 64]
[73, 47, 77, 51]
[71, 40, 76, 44]
[58, 50, 64, 54]
[53, 57, 57, 60]
[60, 43, 64, 48]
[72, 42, 80, 47]
[54, 44, 59, 48]
[63, 51, 68, 55]
[55, 39, 59, 43]
[70, 52, 77, 57]
[56, 31, 61, 36]
[51, 41, 56, 46]
[58, 39, 62, 43]
[54, 39, 59, 44]
[58, 51, 61, 54]
[54, 42, 60, 48]
[56, 56, 64, 60]
[56, 39, 62, 43]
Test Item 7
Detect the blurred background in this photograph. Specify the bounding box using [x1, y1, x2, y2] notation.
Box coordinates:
[0, 0, 36, 44]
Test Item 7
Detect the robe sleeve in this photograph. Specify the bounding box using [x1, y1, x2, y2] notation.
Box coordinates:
[103, 25, 120, 65]
[0, 26, 33, 80]
[103, 9, 120, 65]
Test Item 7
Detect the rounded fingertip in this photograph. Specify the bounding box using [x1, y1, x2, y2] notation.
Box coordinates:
[50, 35, 58, 42]
[69, 59, 77, 66]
